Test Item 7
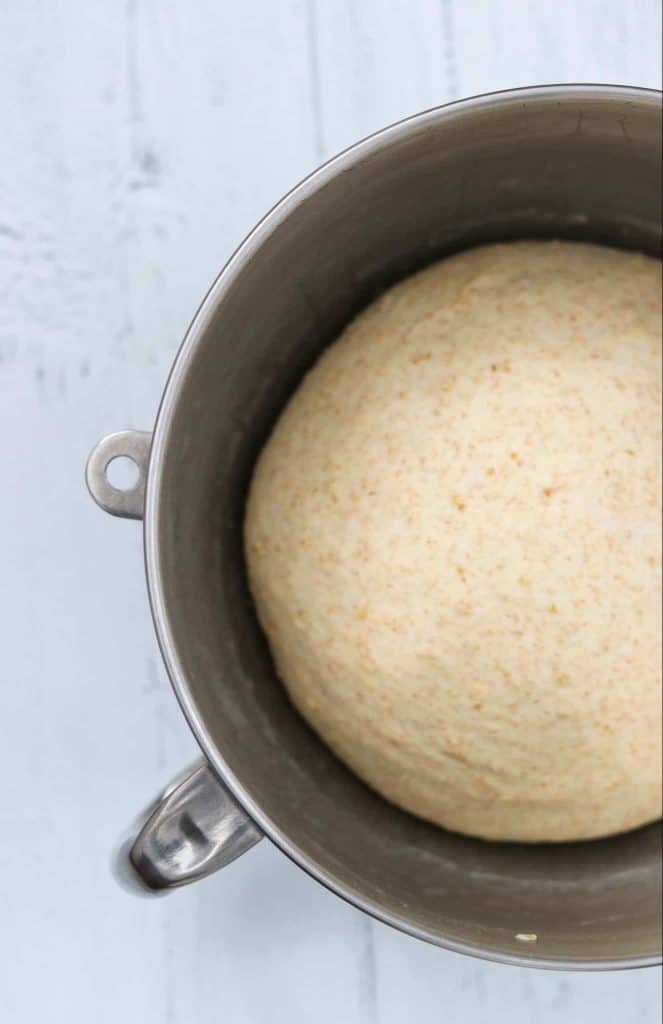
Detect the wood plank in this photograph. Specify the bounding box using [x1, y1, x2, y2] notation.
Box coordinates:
[312, 0, 454, 155]
[453, 0, 662, 97]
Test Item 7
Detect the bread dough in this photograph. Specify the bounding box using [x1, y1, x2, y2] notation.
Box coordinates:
[245, 240, 662, 842]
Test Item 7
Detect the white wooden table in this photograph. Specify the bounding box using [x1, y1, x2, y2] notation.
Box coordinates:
[1, 3, 661, 1021]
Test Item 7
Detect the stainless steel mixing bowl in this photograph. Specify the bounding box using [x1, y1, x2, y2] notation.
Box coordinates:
[87, 85, 662, 969]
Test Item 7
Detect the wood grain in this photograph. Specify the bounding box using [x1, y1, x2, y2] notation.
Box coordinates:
[0, 2, 660, 1021]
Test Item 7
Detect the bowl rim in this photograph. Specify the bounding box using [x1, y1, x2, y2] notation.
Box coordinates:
[144, 83, 663, 970]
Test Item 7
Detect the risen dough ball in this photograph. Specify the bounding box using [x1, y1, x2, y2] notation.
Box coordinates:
[245, 241, 662, 842]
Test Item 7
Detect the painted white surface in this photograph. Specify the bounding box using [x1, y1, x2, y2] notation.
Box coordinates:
[0, 2, 661, 1021]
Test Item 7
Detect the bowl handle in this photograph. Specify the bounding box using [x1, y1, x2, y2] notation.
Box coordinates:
[87, 435, 264, 889]
[86, 430, 152, 519]
[116, 761, 263, 894]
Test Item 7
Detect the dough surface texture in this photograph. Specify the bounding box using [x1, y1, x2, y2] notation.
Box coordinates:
[245, 241, 662, 842]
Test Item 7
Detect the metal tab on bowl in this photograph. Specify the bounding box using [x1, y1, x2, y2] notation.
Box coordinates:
[86, 429, 152, 520]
